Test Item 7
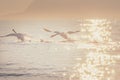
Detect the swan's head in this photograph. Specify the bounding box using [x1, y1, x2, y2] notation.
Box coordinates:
[12, 29, 17, 33]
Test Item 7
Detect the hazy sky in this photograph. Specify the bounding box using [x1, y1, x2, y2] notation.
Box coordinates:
[0, 0, 33, 15]
[0, 0, 120, 20]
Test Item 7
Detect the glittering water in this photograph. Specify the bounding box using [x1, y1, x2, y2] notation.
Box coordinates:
[0, 19, 120, 80]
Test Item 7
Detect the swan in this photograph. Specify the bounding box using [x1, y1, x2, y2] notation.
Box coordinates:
[0, 29, 31, 42]
[43, 28, 80, 41]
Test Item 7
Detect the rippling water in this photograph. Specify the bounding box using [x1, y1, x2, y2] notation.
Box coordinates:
[0, 19, 120, 80]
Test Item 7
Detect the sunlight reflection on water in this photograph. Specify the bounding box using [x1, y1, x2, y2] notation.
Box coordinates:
[68, 19, 120, 80]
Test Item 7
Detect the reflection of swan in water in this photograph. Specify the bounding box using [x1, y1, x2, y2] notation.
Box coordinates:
[43, 28, 80, 42]
[40, 39, 52, 43]
[0, 29, 31, 42]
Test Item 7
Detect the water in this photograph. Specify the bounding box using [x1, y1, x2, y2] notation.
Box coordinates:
[0, 19, 120, 80]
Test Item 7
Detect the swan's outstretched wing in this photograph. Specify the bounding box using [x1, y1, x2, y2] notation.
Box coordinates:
[43, 28, 52, 32]
[43, 28, 59, 34]
[50, 33, 59, 38]
[0, 36, 5, 37]
[67, 31, 80, 34]
[0, 33, 17, 37]
[51, 33, 70, 40]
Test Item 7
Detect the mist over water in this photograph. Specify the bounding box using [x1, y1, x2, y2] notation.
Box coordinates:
[0, 19, 120, 80]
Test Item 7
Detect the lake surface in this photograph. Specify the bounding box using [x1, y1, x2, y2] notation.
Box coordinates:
[0, 19, 120, 80]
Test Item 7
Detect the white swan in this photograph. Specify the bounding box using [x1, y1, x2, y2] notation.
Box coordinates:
[43, 28, 80, 41]
[0, 29, 31, 42]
